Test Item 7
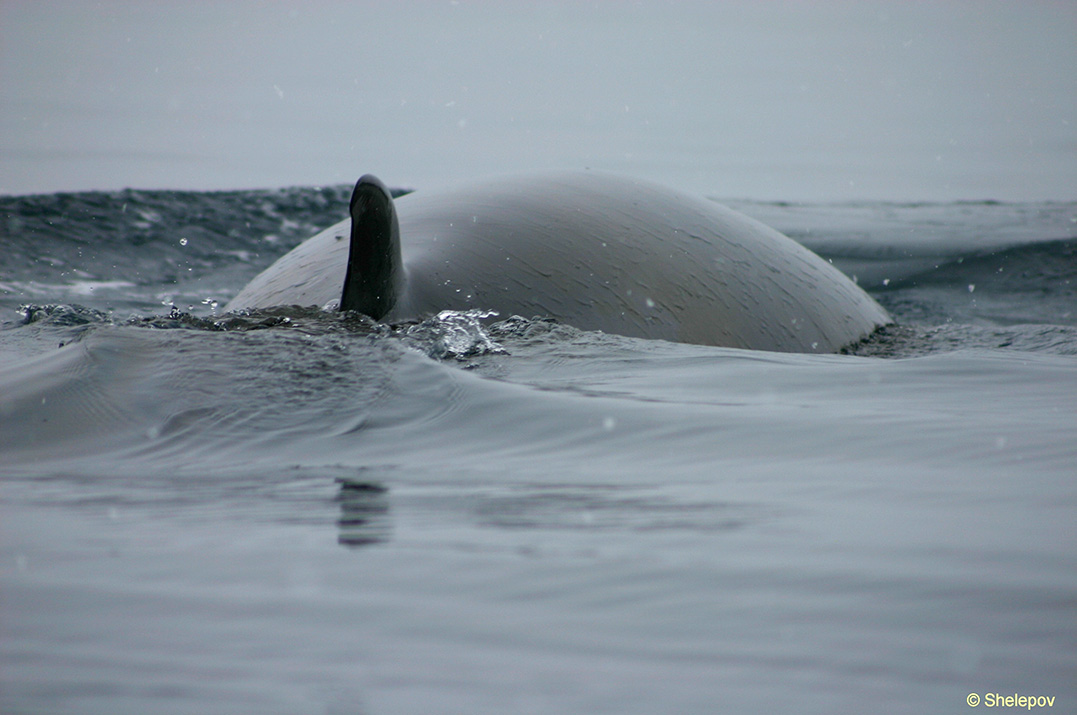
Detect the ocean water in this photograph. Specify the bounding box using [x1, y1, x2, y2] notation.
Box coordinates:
[1, 187, 1075, 714]
[3, 2, 1076, 713]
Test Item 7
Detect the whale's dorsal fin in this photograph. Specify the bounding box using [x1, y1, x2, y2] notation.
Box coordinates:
[341, 175, 402, 319]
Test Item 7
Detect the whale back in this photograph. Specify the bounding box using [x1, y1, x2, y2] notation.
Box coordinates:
[391, 172, 888, 351]
[226, 171, 890, 352]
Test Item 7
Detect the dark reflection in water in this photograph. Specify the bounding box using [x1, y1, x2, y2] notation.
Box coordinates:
[335, 479, 391, 548]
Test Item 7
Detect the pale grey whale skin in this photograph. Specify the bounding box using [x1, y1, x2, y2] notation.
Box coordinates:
[226, 171, 890, 352]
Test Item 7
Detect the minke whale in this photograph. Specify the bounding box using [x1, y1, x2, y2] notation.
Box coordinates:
[226, 171, 890, 352]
